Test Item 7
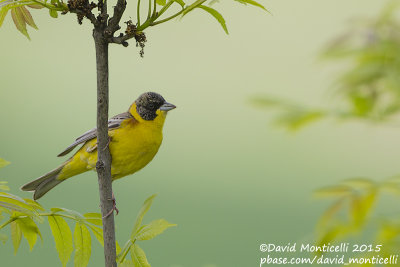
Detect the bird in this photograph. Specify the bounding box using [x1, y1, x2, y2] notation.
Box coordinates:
[21, 92, 176, 200]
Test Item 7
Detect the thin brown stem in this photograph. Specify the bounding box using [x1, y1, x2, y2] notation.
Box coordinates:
[105, 0, 126, 36]
[93, 25, 117, 267]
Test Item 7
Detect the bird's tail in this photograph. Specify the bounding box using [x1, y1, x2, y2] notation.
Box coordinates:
[21, 164, 65, 200]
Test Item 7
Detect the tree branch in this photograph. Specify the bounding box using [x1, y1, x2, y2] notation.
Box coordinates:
[109, 32, 134, 46]
[105, 0, 126, 36]
[67, 0, 99, 26]
[93, 25, 117, 267]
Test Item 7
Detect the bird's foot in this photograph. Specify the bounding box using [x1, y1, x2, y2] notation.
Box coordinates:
[102, 192, 119, 219]
[102, 136, 112, 151]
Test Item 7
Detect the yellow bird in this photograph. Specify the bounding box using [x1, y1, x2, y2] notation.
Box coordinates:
[21, 92, 176, 200]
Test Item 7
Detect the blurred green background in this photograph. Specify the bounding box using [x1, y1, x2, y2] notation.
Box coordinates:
[1, 0, 399, 266]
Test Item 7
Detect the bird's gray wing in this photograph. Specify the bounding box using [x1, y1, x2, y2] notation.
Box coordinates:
[57, 112, 134, 157]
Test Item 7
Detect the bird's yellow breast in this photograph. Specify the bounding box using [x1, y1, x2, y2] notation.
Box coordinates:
[59, 108, 167, 181]
[108, 117, 163, 179]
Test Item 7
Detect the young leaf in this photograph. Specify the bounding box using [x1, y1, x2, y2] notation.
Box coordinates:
[51, 207, 85, 220]
[10, 221, 22, 254]
[0, 158, 10, 168]
[84, 212, 102, 226]
[0, 8, 10, 28]
[17, 217, 41, 250]
[341, 177, 375, 189]
[234, 0, 268, 12]
[173, 0, 185, 8]
[24, 198, 45, 212]
[27, 4, 45, 9]
[49, 9, 58, 18]
[317, 223, 349, 253]
[275, 110, 325, 131]
[198, 5, 228, 34]
[120, 259, 135, 267]
[316, 198, 345, 231]
[131, 194, 157, 238]
[135, 219, 176, 241]
[313, 185, 352, 198]
[0, 192, 38, 217]
[74, 223, 91, 267]
[48, 215, 73, 267]
[131, 244, 150, 267]
[11, 8, 29, 39]
[350, 190, 377, 228]
[20, 6, 37, 29]
[87, 224, 103, 246]
[116, 240, 122, 255]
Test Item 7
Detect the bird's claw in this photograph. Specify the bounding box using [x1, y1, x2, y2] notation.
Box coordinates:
[102, 192, 119, 218]
[102, 136, 112, 151]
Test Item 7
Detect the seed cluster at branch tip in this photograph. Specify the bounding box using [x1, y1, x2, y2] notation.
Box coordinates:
[68, 0, 97, 24]
[124, 20, 147, 57]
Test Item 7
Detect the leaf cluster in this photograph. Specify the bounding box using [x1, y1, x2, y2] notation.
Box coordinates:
[314, 175, 400, 256]
[252, 1, 400, 131]
[0, 159, 175, 267]
[0, 0, 67, 39]
[116, 194, 176, 267]
[0, 0, 267, 42]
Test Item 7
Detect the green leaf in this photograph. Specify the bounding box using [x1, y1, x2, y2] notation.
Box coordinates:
[84, 212, 102, 226]
[234, 0, 269, 12]
[51, 207, 85, 220]
[173, 0, 185, 8]
[24, 198, 45, 212]
[49, 9, 58, 18]
[313, 185, 353, 198]
[340, 177, 375, 189]
[182, 0, 206, 16]
[27, 4, 45, 9]
[156, 0, 166, 5]
[48, 215, 73, 267]
[10, 221, 22, 254]
[0, 192, 39, 217]
[17, 217, 41, 251]
[120, 259, 135, 267]
[0, 158, 10, 168]
[74, 223, 91, 267]
[0, 8, 10, 28]
[116, 240, 122, 255]
[20, 6, 37, 29]
[11, 7, 30, 39]
[275, 110, 325, 131]
[198, 5, 228, 34]
[135, 219, 176, 241]
[317, 223, 349, 253]
[87, 224, 103, 246]
[131, 194, 157, 238]
[131, 244, 150, 267]
[350, 190, 377, 228]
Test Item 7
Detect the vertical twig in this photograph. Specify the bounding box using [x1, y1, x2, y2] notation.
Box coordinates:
[93, 25, 117, 267]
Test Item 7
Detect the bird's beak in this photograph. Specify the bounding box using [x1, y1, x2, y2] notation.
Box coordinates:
[159, 102, 176, 111]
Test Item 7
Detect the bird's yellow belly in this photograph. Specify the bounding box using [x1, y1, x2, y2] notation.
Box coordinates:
[109, 123, 163, 180]
[60, 121, 163, 181]
[109, 127, 162, 179]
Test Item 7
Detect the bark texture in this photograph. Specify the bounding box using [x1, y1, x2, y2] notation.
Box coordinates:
[93, 26, 117, 267]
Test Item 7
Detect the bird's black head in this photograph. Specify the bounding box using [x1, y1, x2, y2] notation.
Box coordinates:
[135, 92, 176, 120]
